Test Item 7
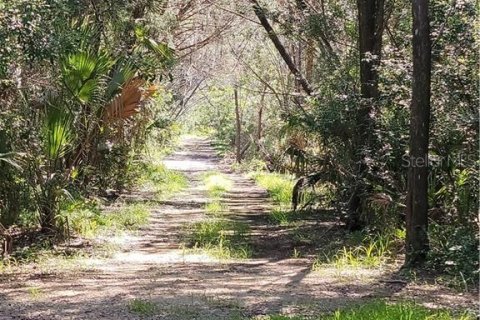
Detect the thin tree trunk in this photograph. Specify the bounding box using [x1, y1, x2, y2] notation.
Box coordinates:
[306, 39, 315, 82]
[296, 43, 302, 92]
[250, 0, 313, 96]
[256, 87, 267, 150]
[234, 87, 242, 163]
[405, 0, 431, 267]
[256, 105, 263, 146]
[0, 223, 12, 257]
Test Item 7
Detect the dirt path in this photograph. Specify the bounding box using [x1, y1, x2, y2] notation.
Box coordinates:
[0, 137, 476, 319]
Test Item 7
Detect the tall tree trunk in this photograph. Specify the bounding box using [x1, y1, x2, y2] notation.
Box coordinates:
[405, 0, 431, 267]
[234, 87, 242, 163]
[347, 0, 385, 230]
[357, 0, 384, 99]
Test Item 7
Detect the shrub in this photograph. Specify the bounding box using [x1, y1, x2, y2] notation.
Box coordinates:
[63, 201, 150, 237]
[427, 223, 479, 288]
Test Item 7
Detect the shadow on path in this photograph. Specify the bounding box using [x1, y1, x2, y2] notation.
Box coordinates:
[0, 136, 476, 319]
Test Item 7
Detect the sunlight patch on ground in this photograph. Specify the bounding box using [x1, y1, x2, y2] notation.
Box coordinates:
[163, 158, 216, 171]
[97, 233, 139, 246]
[112, 250, 219, 264]
[310, 266, 387, 284]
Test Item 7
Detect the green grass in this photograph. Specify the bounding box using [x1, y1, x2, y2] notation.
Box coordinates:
[139, 163, 188, 199]
[128, 299, 158, 316]
[269, 208, 295, 226]
[202, 171, 233, 198]
[107, 204, 150, 230]
[248, 172, 294, 207]
[211, 140, 231, 157]
[205, 200, 228, 216]
[326, 301, 475, 320]
[27, 287, 43, 299]
[184, 170, 250, 259]
[312, 233, 399, 270]
[186, 219, 252, 259]
[232, 158, 268, 172]
[64, 164, 184, 238]
[267, 208, 318, 227]
[1, 152, 182, 271]
[0, 236, 112, 272]
[257, 301, 475, 320]
[66, 203, 151, 238]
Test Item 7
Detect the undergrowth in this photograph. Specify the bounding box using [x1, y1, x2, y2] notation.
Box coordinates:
[312, 231, 404, 270]
[205, 201, 228, 216]
[257, 300, 475, 319]
[0, 236, 119, 272]
[0, 161, 185, 270]
[324, 301, 475, 320]
[427, 223, 479, 289]
[267, 209, 317, 227]
[64, 202, 150, 238]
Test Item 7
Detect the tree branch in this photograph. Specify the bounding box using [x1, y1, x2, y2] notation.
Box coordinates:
[250, 0, 314, 96]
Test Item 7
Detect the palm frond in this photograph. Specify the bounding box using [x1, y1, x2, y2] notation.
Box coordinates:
[134, 25, 175, 64]
[0, 152, 22, 170]
[104, 78, 144, 121]
[105, 62, 136, 100]
[44, 102, 74, 161]
[62, 51, 115, 104]
[103, 77, 158, 122]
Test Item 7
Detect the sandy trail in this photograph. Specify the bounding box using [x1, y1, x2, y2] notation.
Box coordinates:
[0, 137, 476, 320]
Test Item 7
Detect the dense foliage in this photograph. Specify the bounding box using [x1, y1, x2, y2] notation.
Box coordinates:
[0, 0, 176, 233]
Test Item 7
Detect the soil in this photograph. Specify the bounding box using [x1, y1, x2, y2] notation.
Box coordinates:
[0, 136, 477, 319]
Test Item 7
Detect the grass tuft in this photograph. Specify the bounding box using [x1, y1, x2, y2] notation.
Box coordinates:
[139, 163, 188, 199]
[28, 287, 43, 299]
[108, 204, 150, 230]
[312, 233, 399, 270]
[325, 300, 475, 320]
[205, 201, 228, 216]
[249, 172, 294, 207]
[269, 209, 294, 226]
[203, 171, 233, 198]
[128, 299, 158, 316]
[186, 219, 251, 259]
[67, 203, 150, 238]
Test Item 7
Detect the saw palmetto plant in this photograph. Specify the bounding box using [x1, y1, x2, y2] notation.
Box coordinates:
[44, 103, 74, 166]
[61, 51, 114, 105]
[104, 77, 157, 121]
